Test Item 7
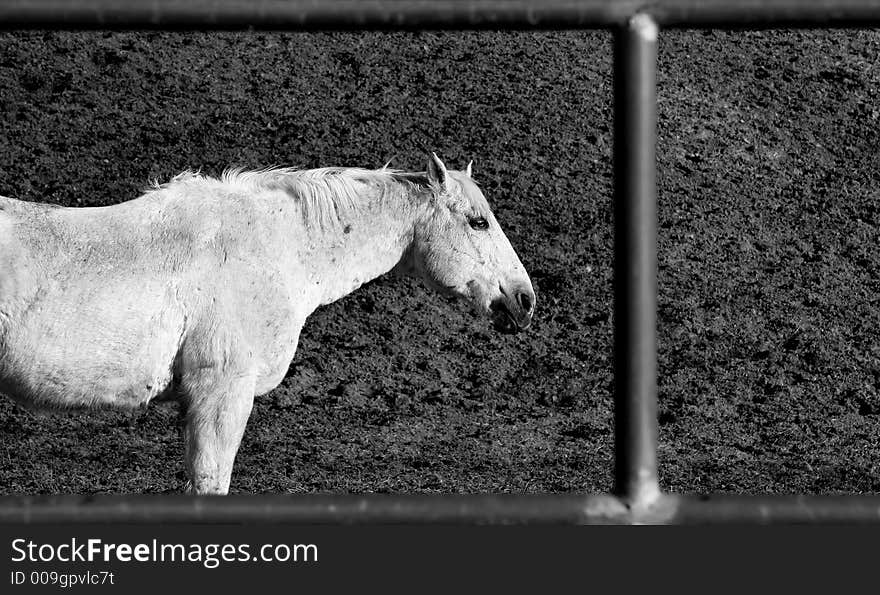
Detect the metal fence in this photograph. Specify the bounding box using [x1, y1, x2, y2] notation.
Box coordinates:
[2, 0, 880, 524]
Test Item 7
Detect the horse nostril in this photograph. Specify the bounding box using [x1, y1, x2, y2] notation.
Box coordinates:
[517, 292, 533, 314]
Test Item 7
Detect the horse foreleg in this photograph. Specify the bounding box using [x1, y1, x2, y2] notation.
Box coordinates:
[182, 372, 256, 495]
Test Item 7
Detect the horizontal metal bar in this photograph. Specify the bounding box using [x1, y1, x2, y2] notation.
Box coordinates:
[668, 494, 880, 524]
[0, 0, 635, 30]
[4, 494, 880, 524]
[655, 0, 880, 28]
[1, 0, 880, 30]
[0, 494, 631, 525]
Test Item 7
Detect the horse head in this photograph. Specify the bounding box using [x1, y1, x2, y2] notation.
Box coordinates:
[408, 152, 536, 333]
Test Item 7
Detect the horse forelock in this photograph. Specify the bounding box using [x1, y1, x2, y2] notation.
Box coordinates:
[439, 171, 490, 214]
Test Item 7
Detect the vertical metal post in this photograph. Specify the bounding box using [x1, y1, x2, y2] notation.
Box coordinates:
[612, 13, 660, 507]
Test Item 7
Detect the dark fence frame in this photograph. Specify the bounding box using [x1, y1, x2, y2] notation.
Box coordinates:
[2, 0, 880, 524]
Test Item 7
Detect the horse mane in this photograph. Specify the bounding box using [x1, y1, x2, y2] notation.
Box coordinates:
[149, 166, 431, 230]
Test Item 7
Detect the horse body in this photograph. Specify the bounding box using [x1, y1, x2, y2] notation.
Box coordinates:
[0, 154, 535, 494]
[1, 182, 288, 406]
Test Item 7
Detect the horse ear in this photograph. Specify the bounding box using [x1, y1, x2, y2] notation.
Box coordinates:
[465, 160, 473, 178]
[426, 152, 450, 191]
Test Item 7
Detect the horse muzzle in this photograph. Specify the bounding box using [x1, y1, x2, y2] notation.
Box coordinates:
[489, 285, 535, 334]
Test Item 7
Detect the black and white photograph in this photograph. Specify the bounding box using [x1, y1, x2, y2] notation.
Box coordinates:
[1, 1, 880, 586]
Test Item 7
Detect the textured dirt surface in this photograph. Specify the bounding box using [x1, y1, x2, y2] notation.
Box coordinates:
[0, 29, 878, 495]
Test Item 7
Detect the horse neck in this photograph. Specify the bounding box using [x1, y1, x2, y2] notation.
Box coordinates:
[298, 180, 420, 310]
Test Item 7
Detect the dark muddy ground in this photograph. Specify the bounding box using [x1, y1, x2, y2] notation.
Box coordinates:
[0, 29, 878, 495]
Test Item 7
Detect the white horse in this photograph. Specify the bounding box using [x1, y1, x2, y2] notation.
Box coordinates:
[0, 153, 535, 494]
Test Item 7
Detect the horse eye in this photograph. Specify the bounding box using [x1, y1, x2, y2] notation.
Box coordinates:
[468, 216, 489, 231]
